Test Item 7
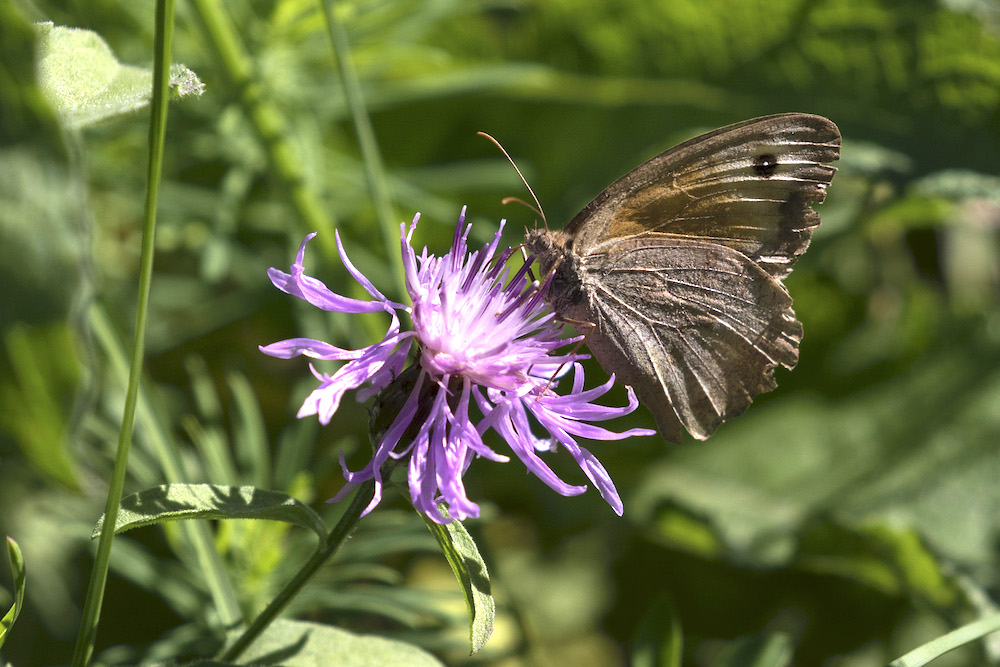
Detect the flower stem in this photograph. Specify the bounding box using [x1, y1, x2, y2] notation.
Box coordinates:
[71, 1, 174, 665]
[320, 0, 403, 297]
[218, 479, 376, 662]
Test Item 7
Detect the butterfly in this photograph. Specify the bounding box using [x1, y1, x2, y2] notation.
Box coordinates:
[524, 113, 841, 442]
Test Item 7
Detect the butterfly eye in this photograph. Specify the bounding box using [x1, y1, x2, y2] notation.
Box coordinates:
[752, 153, 779, 177]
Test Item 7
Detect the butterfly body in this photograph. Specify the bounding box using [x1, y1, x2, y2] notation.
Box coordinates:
[524, 113, 841, 442]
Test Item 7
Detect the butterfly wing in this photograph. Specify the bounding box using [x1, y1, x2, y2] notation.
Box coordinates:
[570, 235, 801, 442]
[528, 113, 839, 441]
[565, 113, 841, 280]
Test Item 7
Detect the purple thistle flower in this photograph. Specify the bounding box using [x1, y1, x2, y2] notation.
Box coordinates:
[261, 208, 653, 523]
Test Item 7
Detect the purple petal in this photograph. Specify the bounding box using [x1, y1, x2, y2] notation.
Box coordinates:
[454, 381, 506, 463]
[268, 235, 390, 314]
[407, 387, 448, 521]
[564, 443, 623, 516]
[296, 332, 403, 423]
[335, 229, 404, 308]
[490, 398, 587, 497]
[330, 371, 428, 515]
[259, 338, 363, 361]
[356, 340, 414, 402]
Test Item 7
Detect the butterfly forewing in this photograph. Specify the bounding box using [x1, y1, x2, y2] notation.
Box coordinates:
[566, 114, 840, 280]
[525, 113, 841, 442]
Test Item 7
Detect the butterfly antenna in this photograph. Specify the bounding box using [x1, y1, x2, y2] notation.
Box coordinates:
[501, 196, 542, 218]
[477, 131, 548, 229]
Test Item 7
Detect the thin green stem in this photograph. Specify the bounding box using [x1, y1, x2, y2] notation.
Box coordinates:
[321, 0, 404, 296]
[219, 479, 376, 662]
[70, 1, 174, 665]
[189, 0, 339, 261]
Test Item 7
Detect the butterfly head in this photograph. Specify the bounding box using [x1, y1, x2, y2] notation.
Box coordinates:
[525, 228, 590, 317]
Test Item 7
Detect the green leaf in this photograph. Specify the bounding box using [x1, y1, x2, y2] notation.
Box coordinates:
[0, 537, 26, 650]
[632, 595, 683, 667]
[796, 520, 959, 608]
[707, 633, 793, 667]
[421, 507, 495, 654]
[631, 345, 1000, 577]
[92, 484, 328, 542]
[34, 22, 202, 128]
[237, 618, 444, 666]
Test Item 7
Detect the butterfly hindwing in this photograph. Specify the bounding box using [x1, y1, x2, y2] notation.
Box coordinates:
[574, 236, 800, 441]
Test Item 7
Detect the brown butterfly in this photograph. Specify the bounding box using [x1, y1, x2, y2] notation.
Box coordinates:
[524, 113, 841, 442]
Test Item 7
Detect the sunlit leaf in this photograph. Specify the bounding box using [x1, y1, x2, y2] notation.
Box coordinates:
[889, 612, 1000, 667]
[236, 618, 444, 666]
[93, 484, 327, 542]
[34, 22, 201, 128]
[421, 507, 494, 654]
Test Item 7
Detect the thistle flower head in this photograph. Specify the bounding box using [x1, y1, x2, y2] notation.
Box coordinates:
[261, 208, 653, 523]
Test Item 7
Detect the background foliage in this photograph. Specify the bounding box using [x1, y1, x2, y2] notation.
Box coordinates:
[2, 0, 1000, 665]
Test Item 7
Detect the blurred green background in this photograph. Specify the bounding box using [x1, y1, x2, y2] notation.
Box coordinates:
[2, 0, 1000, 665]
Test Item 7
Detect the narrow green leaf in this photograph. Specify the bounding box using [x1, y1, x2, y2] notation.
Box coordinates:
[227, 370, 272, 489]
[238, 618, 443, 666]
[92, 484, 327, 541]
[321, 1, 403, 297]
[421, 508, 494, 654]
[708, 633, 793, 667]
[0, 537, 26, 650]
[889, 612, 1000, 667]
[632, 595, 683, 667]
